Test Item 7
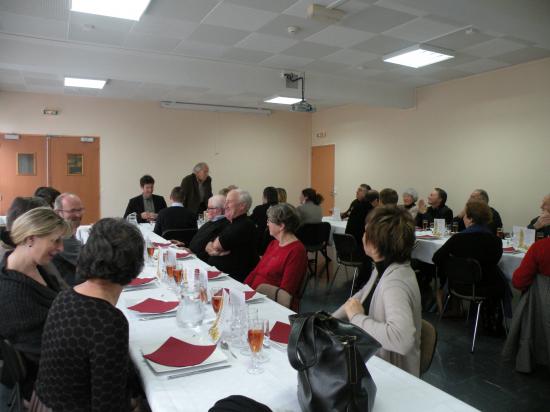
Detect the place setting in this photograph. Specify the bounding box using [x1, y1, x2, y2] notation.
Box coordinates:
[126, 297, 179, 321]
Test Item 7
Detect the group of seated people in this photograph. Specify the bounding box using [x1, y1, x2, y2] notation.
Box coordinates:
[1, 161, 549, 409]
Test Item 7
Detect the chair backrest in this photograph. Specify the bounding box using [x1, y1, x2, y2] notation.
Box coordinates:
[444, 254, 484, 297]
[332, 233, 362, 263]
[420, 320, 437, 376]
[0, 339, 26, 387]
[256, 284, 292, 308]
[162, 228, 198, 245]
[296, 222, 331, 249]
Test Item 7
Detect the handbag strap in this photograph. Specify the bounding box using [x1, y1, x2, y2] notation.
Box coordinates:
[288, 314, 318, 371]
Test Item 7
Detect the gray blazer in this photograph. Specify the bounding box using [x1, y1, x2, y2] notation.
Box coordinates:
[333, 262, 422, 376]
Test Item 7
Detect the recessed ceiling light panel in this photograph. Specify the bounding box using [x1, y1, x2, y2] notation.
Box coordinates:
[64, 77, 107, 89]
[264, 96, 302, 105]
[71, 0, 151, 21]
[384, 45, 454, 68]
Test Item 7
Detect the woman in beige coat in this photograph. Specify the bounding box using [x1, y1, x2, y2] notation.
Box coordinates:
[333, 206, 422, 376]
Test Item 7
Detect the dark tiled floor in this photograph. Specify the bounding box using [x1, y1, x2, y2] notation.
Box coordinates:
[299, 261, 550, 412]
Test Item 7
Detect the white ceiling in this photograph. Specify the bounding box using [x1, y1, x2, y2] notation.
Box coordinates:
[0, 0, 549, 110]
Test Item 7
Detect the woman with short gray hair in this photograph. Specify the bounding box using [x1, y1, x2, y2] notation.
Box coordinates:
[401, 188, 419, 219]
[244, 203, 308, 310]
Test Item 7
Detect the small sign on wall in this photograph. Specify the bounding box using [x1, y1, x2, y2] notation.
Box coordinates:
[67, 153, 83, 175]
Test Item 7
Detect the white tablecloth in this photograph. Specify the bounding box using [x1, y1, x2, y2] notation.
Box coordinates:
[118, 225, 477, 412]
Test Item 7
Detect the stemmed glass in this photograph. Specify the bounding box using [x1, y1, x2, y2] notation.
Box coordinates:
[247, 319, 265, 375]
[211, 287, 224, 315]
[146, 238, 155, 266]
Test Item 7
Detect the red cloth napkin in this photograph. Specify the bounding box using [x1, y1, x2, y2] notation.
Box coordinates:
[244, 291, 256, 301]
[503, 247, 516, 253]
[143, 337, 217, 367]
[128, 277, 155, 287]
[176, 251, 191, 259]
[153, 241, 171, 247]
[416, 235, 437, 239]
[128, 298, 178, 314]
[207, 270, 222, 280]
[270, 321, 291, 345]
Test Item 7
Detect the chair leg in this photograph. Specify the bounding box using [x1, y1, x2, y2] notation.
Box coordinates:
[500, 300, 509, 336]
[349, 267, 358, 298]
[439, 294, 451, 321]
[327, 264, 341, 293]
[471, 301, 482, 353]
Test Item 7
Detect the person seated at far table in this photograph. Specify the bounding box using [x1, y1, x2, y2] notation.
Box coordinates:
[415, 187, 453, 226]
[188, 195, 229, 262]
[276, 187, 287, 203]
[206, 189, 259, 282]
[153, 186, 197, 237]
[333, 206, 422, 376]
[512, 237, 550, 291]
[250, 186, 279, 254]
[219, 185, 238, 197]
[453, 189, 503, 235]
[124, 174, 167, 224]
[297, 188, 323, 225]
[379, 188, 398, 206]
[340, 184, 371, 220]
[401, 188, 419, 219]
[33, 186, 61, 209]
[245, 203, 307, 311]
[527, 194, 550, 238]
[35, 218, 145, 412]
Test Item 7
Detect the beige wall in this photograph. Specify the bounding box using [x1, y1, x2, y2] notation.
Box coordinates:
[0, 92, 311, 217]
[312, 57, 550, 231]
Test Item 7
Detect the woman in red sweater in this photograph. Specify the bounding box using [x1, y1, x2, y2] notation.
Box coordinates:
[244, 203, 307, 310]
[512, 237, 550, 291]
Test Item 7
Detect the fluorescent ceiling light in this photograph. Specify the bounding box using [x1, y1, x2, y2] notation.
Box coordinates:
[264, 96, 302, 105]
[384, 45, 454, 68]
[71, 0, 151, 21]
[64, 77, 107, 89]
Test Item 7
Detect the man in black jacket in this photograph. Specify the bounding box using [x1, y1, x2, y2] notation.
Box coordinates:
[153, 186, 197, 236]
[124, 175, 167, 223]
[416, 187, 453, 226]
[180, 162, 213, 216]
[189, 194, 229, 262]
[453, 189, 503, 235]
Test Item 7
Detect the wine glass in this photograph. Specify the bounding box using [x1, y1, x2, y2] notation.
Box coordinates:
[247, 319, 265, 375]
[146, 238, 155, 266]
[211, 287, 224, 315]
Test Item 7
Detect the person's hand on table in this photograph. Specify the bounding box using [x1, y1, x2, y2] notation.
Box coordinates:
[140, 211, 149, 221]
[344, 298, 364, 321]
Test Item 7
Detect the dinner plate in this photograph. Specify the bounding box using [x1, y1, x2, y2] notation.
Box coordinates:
[141, 343, 228, 374]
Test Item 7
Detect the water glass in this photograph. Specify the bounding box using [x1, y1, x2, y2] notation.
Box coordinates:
[422, 219, 428, 231]
[176, 283, 204, 328]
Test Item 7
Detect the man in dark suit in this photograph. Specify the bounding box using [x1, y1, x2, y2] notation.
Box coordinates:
[124, 175, 167, 223]
[453, 189, 503, 235]
[415, 187, 454, 226]
[189, 194, 229, 262]
[180, 162, 213, 216]
[153, 186, 197, 236]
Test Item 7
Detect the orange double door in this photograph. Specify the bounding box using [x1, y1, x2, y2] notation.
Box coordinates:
[0, 134, 100, 224]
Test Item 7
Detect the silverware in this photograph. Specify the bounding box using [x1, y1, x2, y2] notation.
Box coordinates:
[220, 340, 237, 359]
[138, 313, 176, 321]
[167, 364, 231, 380]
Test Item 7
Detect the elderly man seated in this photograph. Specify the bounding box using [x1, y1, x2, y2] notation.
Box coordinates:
[340, 184, 371, 219]
[528, 194, 550, 238]
[206, 189, 259, 282]
[454, 189, 503, 234]
[188, 195, 229, 262]
[416, 187, 453, 226]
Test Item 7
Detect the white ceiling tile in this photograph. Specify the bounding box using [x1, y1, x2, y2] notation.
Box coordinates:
[0, 0, 69, 21]
[352, 34, 413, 55]
[321, 49, 377, 65]
[374, 0, 427, 17]
[221, 48, 273, 63]
[282, 42, 339, 59]
[145, 0, 220, 23]
[304, 60, 349, 74]
[225, 0, 298, 13]
[0, 68, 24, 84]
[283, 0, 332, 18]
[236, 33, 298, 54]
[0, 12, 68, 40]
[69, 12, 134, 33]
[68, 24, 128, 46]
[305, 26, 374, 48]
[257, 14, 329, 40]
[463, 38, 526, 58]
[24, 76, 63, 87]
[130, 15, 198, 39]
[203, 3, 277, 31]
[64, 87, 101, 97]
[0, 83, 27, 92]
[259, 54, 314, 69]
[164, 85, 210, 100]
[173, 40, 229, 59]
[429, 29, 494, 51]
[187, 25, 250, 47]
[494, 47, 550, 65]
[453, 58, 510, 74]
[383, 17, 461, 43]
[123, 33, 182, 52]
[25, 85, 64, 94]
[340, 5, 417, 33]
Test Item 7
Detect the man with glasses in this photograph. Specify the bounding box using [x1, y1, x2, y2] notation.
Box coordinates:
[188, 195, 229, 262]
[53, 193, 85, 285]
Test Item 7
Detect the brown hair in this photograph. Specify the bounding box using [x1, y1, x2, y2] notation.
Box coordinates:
[465, 200, 492, 226]
[170, 186, 185, 203]
[379, 188, 398, 206]
[364, 206, 415, 263]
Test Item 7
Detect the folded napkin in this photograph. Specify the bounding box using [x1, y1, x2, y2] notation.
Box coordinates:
[502, 246, 516, 253]
[128, 298, 178, 314]
[176, 251, 192, 259]
[153, 241, 171, 247]
[270, 321, 291, 345]
[416, 234, 437, 239]
[128, 277, 156, 287]
[208, 270, 222, 280]
[214, 289, 256, 301]
[143, 337, 217, 367]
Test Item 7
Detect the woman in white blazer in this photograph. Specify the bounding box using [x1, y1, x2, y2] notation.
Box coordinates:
[333, 205, 422, 376]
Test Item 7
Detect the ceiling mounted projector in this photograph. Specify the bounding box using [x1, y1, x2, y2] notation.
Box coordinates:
[285, 73, 316, 113]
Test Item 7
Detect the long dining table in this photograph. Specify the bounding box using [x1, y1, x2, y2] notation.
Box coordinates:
[117, 224, 477, 411]
[322, 217, 524, 282]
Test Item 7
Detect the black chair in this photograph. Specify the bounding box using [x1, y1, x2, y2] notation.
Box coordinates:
[329, 233, 363, 297]
[162, 228, 198, 246]
[0, 339, 27, 412]
[440, 255, 505, 353]
[296, 222, 332, 287]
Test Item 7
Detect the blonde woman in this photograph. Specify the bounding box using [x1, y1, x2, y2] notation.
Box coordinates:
[0, 207, 71, 398]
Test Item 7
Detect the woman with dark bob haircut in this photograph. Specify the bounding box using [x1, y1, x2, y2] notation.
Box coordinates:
[245, 203, 308, 311]
[333, 206, 422, 376]
[297, 187, 324, 224]
[35, 218, 144, 411]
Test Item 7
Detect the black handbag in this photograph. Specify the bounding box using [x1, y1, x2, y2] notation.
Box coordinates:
[287, 311, 381, 412]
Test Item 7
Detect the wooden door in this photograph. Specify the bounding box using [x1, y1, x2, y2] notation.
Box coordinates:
[311, 145, 335, 216]
[49, 136, 100, 224]
[0, 134, 47, 215]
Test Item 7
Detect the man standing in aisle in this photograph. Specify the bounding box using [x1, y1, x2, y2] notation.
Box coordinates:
[181, 162, 212, 216]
